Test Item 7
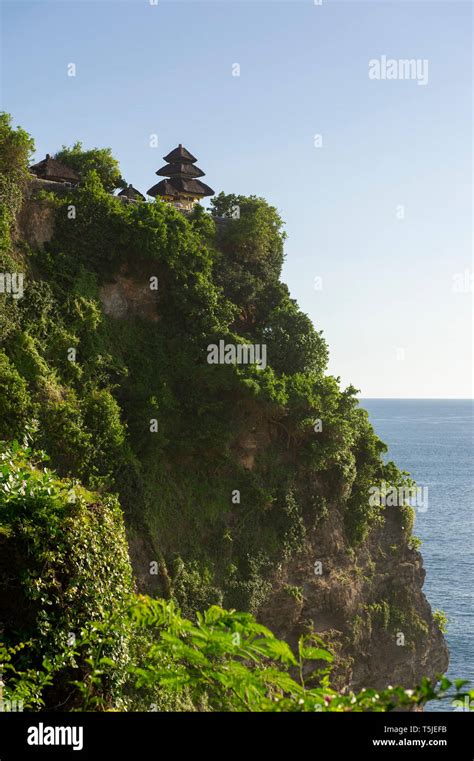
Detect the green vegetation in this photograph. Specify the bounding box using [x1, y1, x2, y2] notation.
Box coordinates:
[0, 114, 466, 711]
[0, 113, 34, 256]
[433, 609, 449, 635]
[54, 141, 126, 192]
[408, 535, 422, 551]
[0, 442, 133, 709]
[283, 584, 304, 603]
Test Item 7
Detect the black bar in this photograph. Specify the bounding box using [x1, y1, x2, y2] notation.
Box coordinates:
[0, 711, 473, 760]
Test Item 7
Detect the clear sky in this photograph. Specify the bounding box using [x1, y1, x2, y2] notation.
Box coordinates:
[1, 0, 472, 398]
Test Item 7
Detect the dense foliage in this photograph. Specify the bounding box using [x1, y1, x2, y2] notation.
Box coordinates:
[54, 141, 126, 192]
[0, 115, 458, 711]
[0, 113, 34, 254]
[0, 442, 133, 709]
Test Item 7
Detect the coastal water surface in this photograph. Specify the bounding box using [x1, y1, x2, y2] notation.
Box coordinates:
[362, 399, 473, 712]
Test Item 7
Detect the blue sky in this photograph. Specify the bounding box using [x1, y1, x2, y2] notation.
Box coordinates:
[1, 0, 472, 398]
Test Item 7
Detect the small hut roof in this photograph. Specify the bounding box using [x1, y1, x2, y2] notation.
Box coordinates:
[30, 154, 80, 182]
[147, 177, 214, 199]
[156, 162, 205, 179]
[162, 144, 197, 164]
[118, 184, 145, 200]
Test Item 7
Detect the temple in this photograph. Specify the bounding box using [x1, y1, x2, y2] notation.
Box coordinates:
[147, 144, 214, 211]
[29, 154, 80, 185]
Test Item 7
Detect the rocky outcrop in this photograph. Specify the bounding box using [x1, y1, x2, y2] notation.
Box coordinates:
[16, 196, 55, 249]
[100, 265, 160, 322]
[259, 502, 448, 693]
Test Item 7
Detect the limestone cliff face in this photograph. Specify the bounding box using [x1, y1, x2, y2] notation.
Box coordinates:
[16, 194, 449, 697]
[259, 502, 448, 693]
[226, 411, 448, 692]
[16, 195, 56, 248]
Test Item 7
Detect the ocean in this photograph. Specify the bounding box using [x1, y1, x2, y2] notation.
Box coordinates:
[362, 399, 474, 712]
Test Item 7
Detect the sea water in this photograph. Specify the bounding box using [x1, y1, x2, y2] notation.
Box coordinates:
[362, 399, 474, 712]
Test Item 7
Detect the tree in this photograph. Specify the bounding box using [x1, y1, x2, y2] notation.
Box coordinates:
[261, 297, 329, 376]
[211, 193, 286, 320]
[210, 191, 240, 218]
[0, 112, 35, 248]
[0, 112, 34, 179]
[54, 141, 126, 192]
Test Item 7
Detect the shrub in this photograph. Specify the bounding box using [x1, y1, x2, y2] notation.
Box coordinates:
[433, 609, 448, 634]
[54, 142, 125, 192]
[0, 442, 134, 708]
[0, 350, 32, 440]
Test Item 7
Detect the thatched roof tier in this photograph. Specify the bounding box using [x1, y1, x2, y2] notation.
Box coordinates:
[162, 144, 197, 164]
[147, 177, 214, 199]
[156, 162, 205, 179]
[147, 179, 180, 198]
[30, 154, 80, 183]
[118, 184, 145, 200]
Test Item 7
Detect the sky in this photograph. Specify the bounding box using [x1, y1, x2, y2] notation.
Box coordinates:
[0, 0, 472, 398]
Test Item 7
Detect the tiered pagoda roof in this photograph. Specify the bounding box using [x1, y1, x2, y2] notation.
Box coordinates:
[30, 154, 80, 183]
[147, 144, 214, 200]
[163, 145, 197, 163]
[118, 183, 145, 201]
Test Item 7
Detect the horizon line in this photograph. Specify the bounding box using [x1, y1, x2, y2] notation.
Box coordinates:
[359, 397, 474, 401]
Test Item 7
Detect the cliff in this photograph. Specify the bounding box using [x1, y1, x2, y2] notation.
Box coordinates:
[0, 150, 448, 707]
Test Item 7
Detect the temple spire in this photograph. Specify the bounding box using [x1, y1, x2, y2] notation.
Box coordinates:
[147, 144, 214, 210]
